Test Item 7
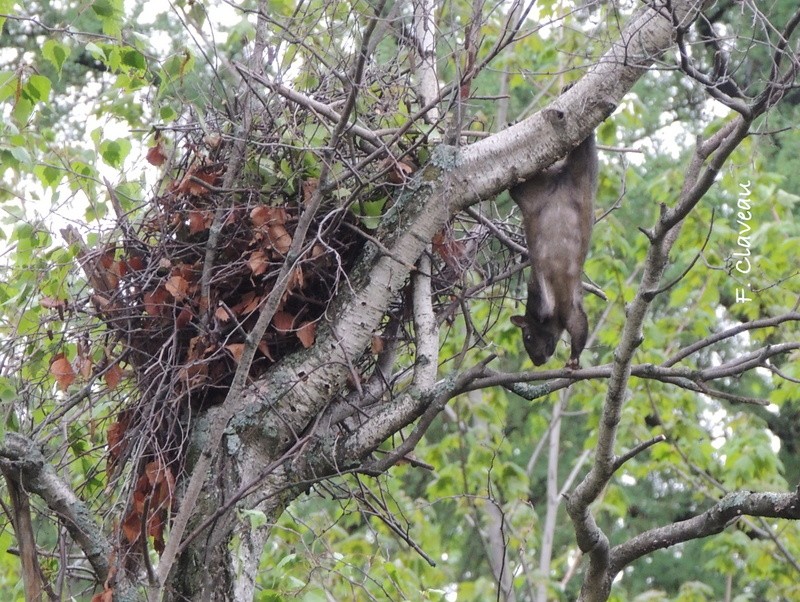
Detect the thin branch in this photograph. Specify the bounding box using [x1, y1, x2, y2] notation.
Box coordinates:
[663, 312, 800, 367]
[612, 435, 667, 472]
[650, 207, 715, 296]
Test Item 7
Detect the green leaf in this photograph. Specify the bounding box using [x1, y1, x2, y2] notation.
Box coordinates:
[99, 138, 132, 168]
[275, 553, 297, 569]
[0, 377, 16, 404]
[0, 0, 12, 32]
[120, 48, 146, 72]
[91, 0, 115, 16]
[159, 106, 177, 121]
[42, 40, 71, 75]
[85, 42, 107, 63]
[34, 165, 63, 189]
[24, 74, 51, 102]
[106, 48, 121, 72]
[186, 3, 207, 29]
[12, 98, 33, 126]
[0, 71, 17, 102]
[162, 50, 195, 80]
[8, 146, 32, 167]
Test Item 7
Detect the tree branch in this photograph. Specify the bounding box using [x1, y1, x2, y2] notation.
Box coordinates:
[611, 489, 800, 572]
[0, 433, 112, 586]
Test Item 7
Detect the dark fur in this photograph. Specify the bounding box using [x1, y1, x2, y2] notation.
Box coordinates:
[510, 111, 598, 369]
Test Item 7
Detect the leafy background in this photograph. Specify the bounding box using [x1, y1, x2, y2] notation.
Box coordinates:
[0, 0, 799, 600]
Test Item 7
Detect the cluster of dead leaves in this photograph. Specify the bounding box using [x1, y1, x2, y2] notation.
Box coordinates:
[84, 183, 358, 478]
[120, 459, 175, 555]
[55, 143, 365, 564]
[127, 203, 328, 399]
[65, 200, 343, 398]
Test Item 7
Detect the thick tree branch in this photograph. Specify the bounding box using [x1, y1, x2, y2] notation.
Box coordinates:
[345, 355, 496, 473]
[611, 489, 800, 572]
[2, 468, 45, 601]
[453, 0, 714, 209]
[412, 250, 439, 392]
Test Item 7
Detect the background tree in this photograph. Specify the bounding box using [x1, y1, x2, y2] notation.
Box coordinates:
[0, 0, 799, 601]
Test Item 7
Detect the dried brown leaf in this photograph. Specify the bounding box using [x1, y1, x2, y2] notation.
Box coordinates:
[267, 223, 292, 254]
[433, 229, 468, 272]
[273, 207, 288, 224]
[389, 159, 415, 184]
[105, 363, 123, 390]
[285, 266, 304, 293]
[296, 321, 316, 348]
[225, 343, 246, 363]
[99, 251, 114, 270]
[250, 205, 271, 227]
[111, 259, 127, 278]
[144, 461, 159, 486]
[165, 275, 188, 301]
[185, 336, 204, 360]
[272, 311, 295, 333]
[247, 250, 269, 276]
[143, 286, 171, 316]
[148, 509, 165, 540]
[50, 354, 75, 390]
[188, 210, 211, 234]
[178, 362, 208, 391]
[176, 164, 220, 196]
[145, 460, 168, 486]
[107, 421, 126, 459]
[121, 511, 141, 544]
[153, 469, 175, 508]
[241, 294, 261, 315]
[176, 306, 193, 329]
[91, 294, 113, 313]
[251, 206, 288, 228]
[231, 291, 261, 315]
[146, 140, 167, 166]
[126, 255, 145, 271]
[40, 296, 66, 310]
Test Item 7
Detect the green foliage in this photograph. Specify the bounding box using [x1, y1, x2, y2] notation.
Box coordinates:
[0, 0, 798, 600]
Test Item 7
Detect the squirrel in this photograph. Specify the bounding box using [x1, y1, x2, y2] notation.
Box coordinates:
[510, 107, 598, 369]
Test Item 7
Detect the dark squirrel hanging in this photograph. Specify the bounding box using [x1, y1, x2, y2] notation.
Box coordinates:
[510, 105, 598, 369]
